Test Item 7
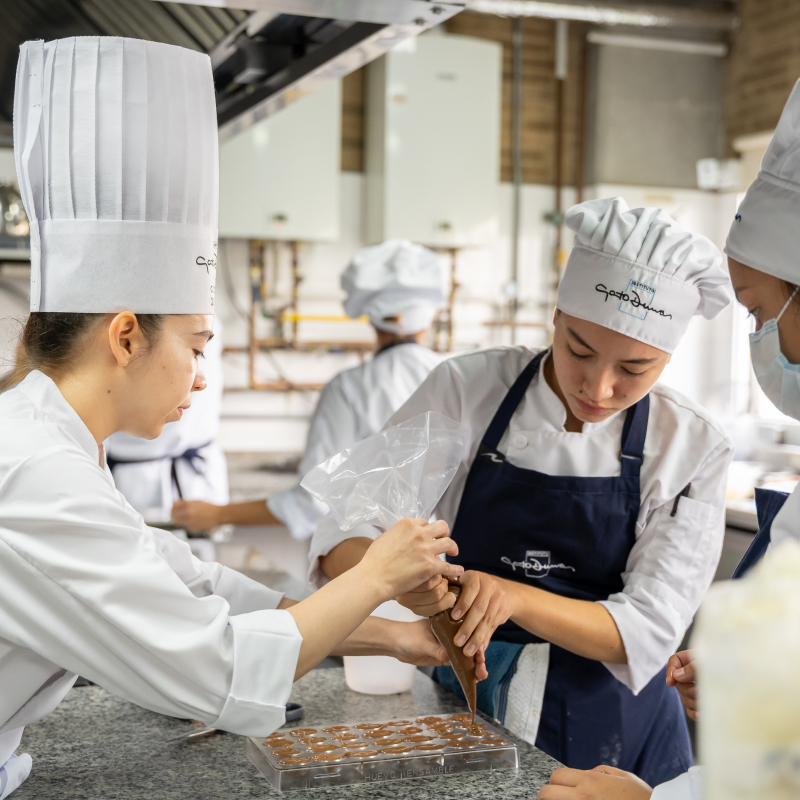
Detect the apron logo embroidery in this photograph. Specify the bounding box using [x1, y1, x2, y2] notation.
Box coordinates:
[501, 551, 577, 580]
[594, 280, 673, 321]
[482, 452, 504, 464]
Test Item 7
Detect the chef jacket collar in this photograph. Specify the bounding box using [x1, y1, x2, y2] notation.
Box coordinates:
[536, 351, 621, 434]
[17, 370, 103, 467]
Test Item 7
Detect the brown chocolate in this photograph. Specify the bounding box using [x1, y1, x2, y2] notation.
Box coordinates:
[343, 741, 368, 749]
[278, 757, 310, 766]
[403, 735, 434, 743]
[430, 583, 477, 722]
[379, 746, 412, 755]
[354, 723, 381, 730]
[291, 728, 318, 736]
[322, 725, 349, 732]
[271, 747, 300, 756]
[413, 744, 443, 751]
[481, 738, 508, 746]
[359, 750, 380, 758]
[266, 738, 293, 747]
[298, 737, 325, 744]
[438, 732, 464, 740]
[397, 726, 423, 735]
[365, 730, 392, 739]
[308, 744, 338, 753]
[310, 753, 343, 762]
[448, 714, 473, 722]
[333, 733, 359, 742]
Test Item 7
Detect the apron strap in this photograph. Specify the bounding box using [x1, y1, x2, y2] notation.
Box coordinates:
[619, 394, 649, 477]
[481, 350, 547, 450]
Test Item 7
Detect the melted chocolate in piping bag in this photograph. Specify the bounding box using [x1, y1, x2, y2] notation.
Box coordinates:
[429, 583, 476, 722]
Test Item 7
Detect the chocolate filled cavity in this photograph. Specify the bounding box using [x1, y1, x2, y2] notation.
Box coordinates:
[354, 723, 381, 730]
[291, 728, 318, 736]
[310, 753, 343, 762]
[266, 738, 293, 747]
[298, 737, 325, 744]
[413, 743, 443, 751]
[308, 744, 338, 753]
[322, 726, 349, 732]
[278, 757, 310, 766]
[271, 747, 300, 756]
[481, 738, 509, 746]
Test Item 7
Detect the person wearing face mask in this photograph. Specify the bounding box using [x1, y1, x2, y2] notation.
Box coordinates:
[170, 239, 443, 540]
[538, 74, 800, 800]
[0, 37, 471, 799]
[309, 196, 736, 787]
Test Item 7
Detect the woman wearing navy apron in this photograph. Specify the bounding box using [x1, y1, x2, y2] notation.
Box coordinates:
[540, 78, 800, 800]
[313, 197, 734, 786]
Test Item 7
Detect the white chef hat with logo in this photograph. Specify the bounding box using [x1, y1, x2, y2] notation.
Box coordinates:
[557, 197, 731, 353]
[342, 239, 444, 335]
[725, 78, 800, 283]
[14, 37, 218, 313]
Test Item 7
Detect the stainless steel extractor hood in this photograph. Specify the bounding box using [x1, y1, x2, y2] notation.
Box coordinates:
[155, 1, 467, 140]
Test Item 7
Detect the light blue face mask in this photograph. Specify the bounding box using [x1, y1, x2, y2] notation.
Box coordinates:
[750, 287, 800, 418]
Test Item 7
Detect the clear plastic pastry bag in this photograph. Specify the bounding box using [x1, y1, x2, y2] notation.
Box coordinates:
[300, 411, 470, 531]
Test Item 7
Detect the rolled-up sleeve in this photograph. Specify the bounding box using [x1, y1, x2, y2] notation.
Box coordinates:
[307, 515, 380, 587]
[0, 447, 302, 737]
[599, 441, 732, 693]
[651, 767, 703, 799]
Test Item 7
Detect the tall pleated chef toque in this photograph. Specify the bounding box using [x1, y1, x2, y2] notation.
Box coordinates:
[557, 197, 731, 353]
[14, 37, 218, 313]
[342, 239, 444, 335]
[725, 78, 800, 283]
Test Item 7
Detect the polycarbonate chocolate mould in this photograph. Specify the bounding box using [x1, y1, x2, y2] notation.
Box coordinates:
[247, 713, 519, 791]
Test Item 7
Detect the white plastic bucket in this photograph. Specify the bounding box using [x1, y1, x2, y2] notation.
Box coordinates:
[343, 601, 420, 695]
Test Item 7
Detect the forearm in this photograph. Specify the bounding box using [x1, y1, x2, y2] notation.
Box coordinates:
[330, 616, 395, 657]
[219, 500, 280, 527]
[320, 537, 373, 580]
[284, 565, 388, 679]
[281, 598, 391, 658]
[506, 580, 627, 663]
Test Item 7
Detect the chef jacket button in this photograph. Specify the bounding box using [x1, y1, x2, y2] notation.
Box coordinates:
[512, 433, 527, 449]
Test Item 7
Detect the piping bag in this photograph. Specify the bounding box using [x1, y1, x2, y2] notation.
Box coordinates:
[301, 412, 475, 711]
[430, 582, 477, 722]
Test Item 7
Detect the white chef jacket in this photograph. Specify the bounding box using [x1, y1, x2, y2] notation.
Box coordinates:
[309, 346, 733, 694]
[269, 342, 441, 540]
[0, 371, 303, 767]
[105, 322, 228, 518]
[651, 767, 702, 799]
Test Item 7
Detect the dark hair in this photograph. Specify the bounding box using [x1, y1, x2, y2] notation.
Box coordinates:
[0, 312, 164, 393]
[786, 282, 800, 309]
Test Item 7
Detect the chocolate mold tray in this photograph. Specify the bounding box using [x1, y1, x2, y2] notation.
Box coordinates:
[246, 713, 519, 791]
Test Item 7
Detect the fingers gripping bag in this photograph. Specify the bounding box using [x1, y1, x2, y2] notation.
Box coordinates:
[301, 411, 470, 696]
[300, 411, 469, 531]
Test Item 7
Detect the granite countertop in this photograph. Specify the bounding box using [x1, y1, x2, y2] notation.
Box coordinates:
[17, 668, 561, 799]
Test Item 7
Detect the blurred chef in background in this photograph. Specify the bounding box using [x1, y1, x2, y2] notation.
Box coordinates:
[106, 320, 227, 559]
[171, 239, 444, 539]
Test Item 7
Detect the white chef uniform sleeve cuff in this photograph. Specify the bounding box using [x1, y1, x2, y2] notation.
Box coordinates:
[598, 573, 691, 694]
[215, 566, 285, 614]
[651, 766, 703, 800]
[307, 517, 380, 587]
[267, 488, 328, 541]
[211, 609, 302, 737]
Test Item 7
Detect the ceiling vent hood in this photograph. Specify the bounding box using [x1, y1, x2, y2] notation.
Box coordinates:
[156, 1, 467, 141]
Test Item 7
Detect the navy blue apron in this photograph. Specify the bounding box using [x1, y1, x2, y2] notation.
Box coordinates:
[732, 487, 790, 579]
[437, 350, 691, 786]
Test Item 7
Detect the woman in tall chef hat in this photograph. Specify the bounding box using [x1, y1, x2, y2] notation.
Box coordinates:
[537, 73, 800, 800]
[171, 239, 443, 542]
[313, 196, 734, 786]
[0, 37, 470, 798]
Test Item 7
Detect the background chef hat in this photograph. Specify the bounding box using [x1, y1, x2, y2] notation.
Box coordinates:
[14, 37, 218, 313]
[342, 239, 444, 335]
[725, 78, 800, 284]
[556, 197, 731, 353]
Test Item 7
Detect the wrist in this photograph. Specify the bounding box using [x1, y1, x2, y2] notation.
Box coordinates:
[351, 560, 394, 606]
[214, 504, 229, 526]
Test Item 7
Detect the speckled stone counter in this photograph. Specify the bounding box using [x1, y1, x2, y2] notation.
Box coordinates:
[16, 668, 561, 798]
